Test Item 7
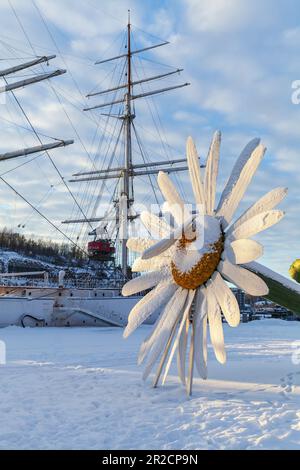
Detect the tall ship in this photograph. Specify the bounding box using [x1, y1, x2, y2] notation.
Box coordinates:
[0, 12, 193, 327]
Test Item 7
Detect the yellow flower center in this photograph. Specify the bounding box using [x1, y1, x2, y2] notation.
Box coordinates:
[171, 216, 224, 290]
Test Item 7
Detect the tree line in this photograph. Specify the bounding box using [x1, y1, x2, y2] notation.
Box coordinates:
[0, 227, 86, 265]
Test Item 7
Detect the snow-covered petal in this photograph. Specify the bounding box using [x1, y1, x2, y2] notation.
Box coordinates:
[216, 138, 260, 211]
[194, 287, 208, 379]
[138, 287, 184, 365]
[230, 210, 285, 241]
[138, 317, 160, 365]
[140, 211, 172, 238]
[122, 271, 168, 296]
[162, 201, 190, 225]
[124, 281, 177, 338]
[162, 289, 195, 384]
[206, 283, 226, 364]
[138, 308, 168, 366]
[216, 140, 264, 227]
[177, 315, 189, 385]
[157, 171, 184, 207]
[157, 171, 186, 225]
[142, 288, 188, 380]
[224, 239, 263, 264]
[160, 202, 175, 227]
[186, 136, 206, 208]
[204, 130, 221, 215]
[210, 272, 240, 327]
[186, 321, 195, 395]
[141, 215, 194, 260]
[141, 236, 177, 260]
[132, 256, 170, 272]
[219, 259, 269, 296]
[226, 187, 288, 236]
[127, 238, 156, 253]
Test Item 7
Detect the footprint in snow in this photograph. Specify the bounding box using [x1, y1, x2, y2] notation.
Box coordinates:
[279, 372, 300, 398]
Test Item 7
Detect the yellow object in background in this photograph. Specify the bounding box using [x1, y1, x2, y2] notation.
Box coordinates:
[289, 259, 300, 283]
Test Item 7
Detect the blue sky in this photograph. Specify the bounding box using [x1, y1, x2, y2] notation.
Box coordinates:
[0, 0, 300, 277]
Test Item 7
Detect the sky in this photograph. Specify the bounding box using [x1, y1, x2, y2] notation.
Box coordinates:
[0, 0, 300, 276]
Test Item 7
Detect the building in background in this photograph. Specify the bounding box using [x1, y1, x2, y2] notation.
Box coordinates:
[231, 288, 296, 321]
[231, 288, 245, 311]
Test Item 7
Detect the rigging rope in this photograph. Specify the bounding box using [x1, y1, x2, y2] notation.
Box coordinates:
[66, 39, 127, 244]
[31, 1, 130, 245]
[0, 174, 88, 255]
[6, 1, 94, 231]
[132, 122, 160, 207]
[0, 152, 45, 177]
[131, 37, 188, 200]
[5, 80, 94, 230]
[0, 115, 63, 142]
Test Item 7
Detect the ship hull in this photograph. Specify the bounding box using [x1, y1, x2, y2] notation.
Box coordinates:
[0, 286, 147, 327]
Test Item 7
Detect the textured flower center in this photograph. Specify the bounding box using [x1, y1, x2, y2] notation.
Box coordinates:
[171, 215, 224, 290]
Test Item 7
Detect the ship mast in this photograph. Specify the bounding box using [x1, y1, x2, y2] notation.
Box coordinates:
[120, 11, 134, 277]
[63, 13, 203, 279]
[0, 54, 74, 158]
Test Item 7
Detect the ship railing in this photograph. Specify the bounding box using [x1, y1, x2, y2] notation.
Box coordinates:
[0, 271, 129, 292]
[0, 271, 49, 287]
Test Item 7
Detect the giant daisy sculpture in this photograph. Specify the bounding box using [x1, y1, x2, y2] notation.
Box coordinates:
[122, 131, 288, 395]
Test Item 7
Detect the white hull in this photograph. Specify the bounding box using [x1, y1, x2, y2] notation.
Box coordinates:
[0, 286, 147, 327]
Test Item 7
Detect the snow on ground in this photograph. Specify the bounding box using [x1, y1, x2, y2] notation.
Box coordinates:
[0, 319, 300, 450]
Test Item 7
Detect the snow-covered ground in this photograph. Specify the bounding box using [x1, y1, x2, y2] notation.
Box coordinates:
[0, 319, 300, 450]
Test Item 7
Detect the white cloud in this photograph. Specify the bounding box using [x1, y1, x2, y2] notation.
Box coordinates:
[281, 26, 300, 47]
[184, 0, 255, 33]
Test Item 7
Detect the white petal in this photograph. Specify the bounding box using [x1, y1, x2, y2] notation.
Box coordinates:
[177, 315, 189, 385]
[122, 271, 168, 296]
[226, 187, 288, 236]
[186, 136, 206, 208]
[138, 317, 160, 366]
[219, 259, 269, 296]
[204, 130, 221, 215]
[141, 236, 176, 260]
[206, 283, 226, 364]
[141, 215, 194, 260]
[162, 201, 190, 225]
[157, 171, 184, 207]
[138, 315, 166, 366]
[140, 211, 172, 238]
[216, 138, 260, 211]
[138, 287, 184, 365]
[186, 320, 195, 396]
[224, 239, 263, 264]
[132, 256, 170, 272]
[123, 281, 177, 338]
[194, 287, 208, 379]
[216, 140, 264, 227]
[230, 210, 285, 240]
[142, 288, 189, 380]
[157, 171, 186, 224]
[210, 272, 240, 327]
[161, 289, 195, 384]
[127, 238, 156, 253]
